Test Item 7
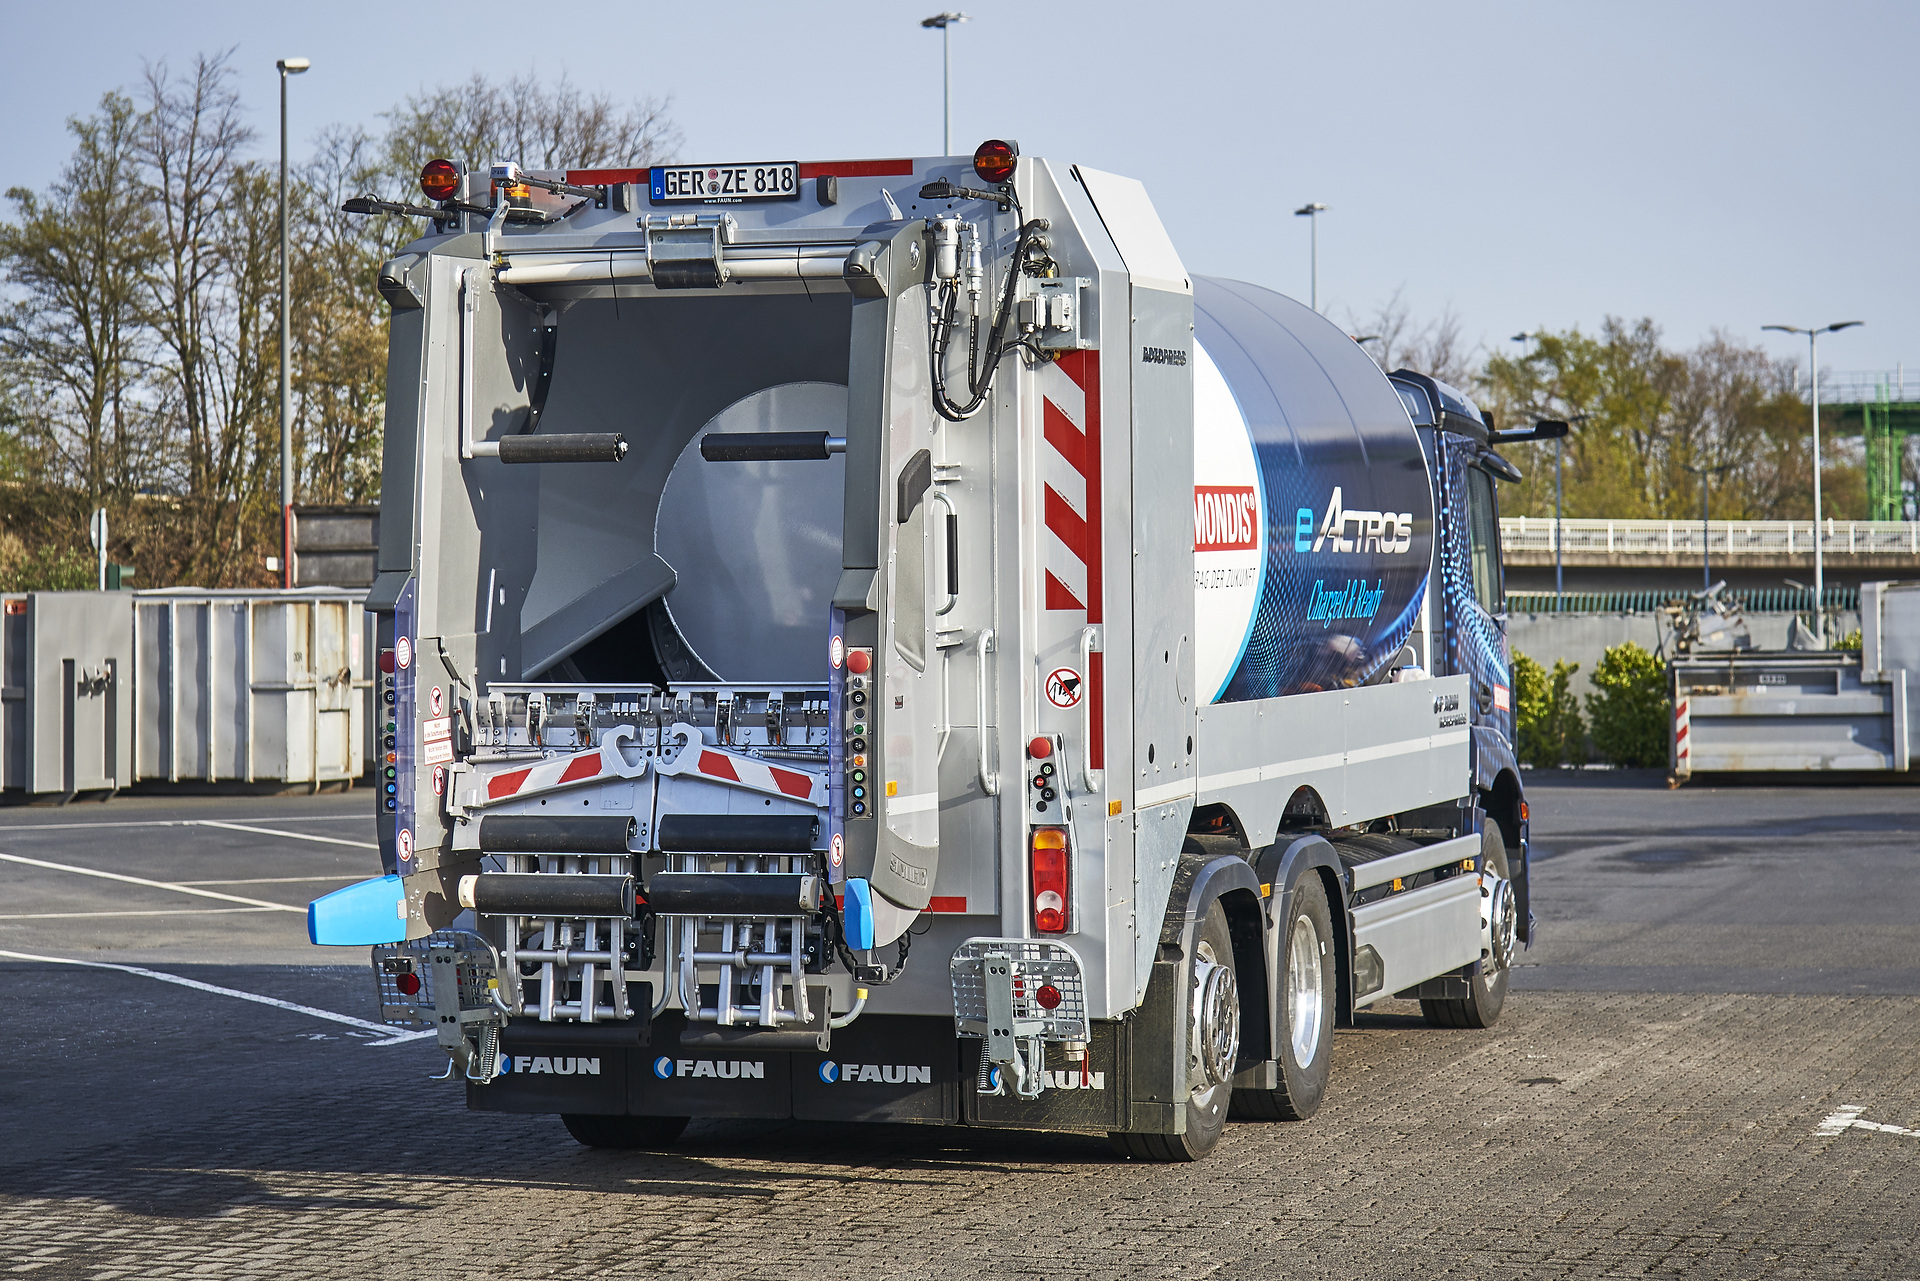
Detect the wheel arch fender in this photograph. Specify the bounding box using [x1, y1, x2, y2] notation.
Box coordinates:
[1480, 767, 1531, 943]
[1162, 847, 1268, 1076]
[1252, 834, 1351, 1046]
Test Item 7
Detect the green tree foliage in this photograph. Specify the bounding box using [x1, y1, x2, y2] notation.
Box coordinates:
[1586, 642, 1669, 768]
[1513, 650, 1587, 768]
[1480, 321, 1862, 522]
[0, 61, 677, 587]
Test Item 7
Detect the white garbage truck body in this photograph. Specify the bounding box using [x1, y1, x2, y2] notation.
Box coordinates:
[311, 145, 1537, 1160]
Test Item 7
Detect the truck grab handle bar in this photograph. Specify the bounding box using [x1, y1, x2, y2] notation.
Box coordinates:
[700, 431, 846, 462]
[471, 433, 628, 464]
[930, 488, 958, 616]
[1080, 626, 1101, 792]
[976, 628, 998, 796]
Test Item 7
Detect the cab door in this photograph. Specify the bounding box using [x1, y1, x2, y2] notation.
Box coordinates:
[1438, 438, 1516, 767]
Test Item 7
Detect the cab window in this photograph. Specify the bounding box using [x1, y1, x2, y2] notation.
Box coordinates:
[1466, 466, 1504, 615]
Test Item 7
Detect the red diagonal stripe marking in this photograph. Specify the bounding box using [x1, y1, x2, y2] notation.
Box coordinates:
[699, 750, 741, 782]
[771, 766, 815, 799]
[488, 768, 531, 800]
[1043, 398, 1086, 475]
[927, 896, 967, 913]
[1045, 572, 1085, 612]
[559, 753, 602, 784]
[1044, 485, 1088, 560]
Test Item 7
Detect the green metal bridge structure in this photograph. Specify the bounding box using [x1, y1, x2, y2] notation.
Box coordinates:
[1823, 371, 1920, 521]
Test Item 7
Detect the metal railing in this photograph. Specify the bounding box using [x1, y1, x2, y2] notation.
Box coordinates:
[1802, 370, 1919, 404]
[1507, 586, 1858, 615]
[1502, 517, 1920, 557]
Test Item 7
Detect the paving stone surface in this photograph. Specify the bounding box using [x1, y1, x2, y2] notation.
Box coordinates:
[1, 777, 1916, 1279]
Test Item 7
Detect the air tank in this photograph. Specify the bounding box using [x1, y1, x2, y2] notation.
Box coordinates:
[1191, 277, 1434, 702]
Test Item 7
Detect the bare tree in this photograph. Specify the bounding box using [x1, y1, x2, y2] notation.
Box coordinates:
[1342, 288, 1477, 388]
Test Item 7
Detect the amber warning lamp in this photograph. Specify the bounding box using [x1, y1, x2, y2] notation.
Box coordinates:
[973, 139, 1017, 185]
[420, 159, 461, 202]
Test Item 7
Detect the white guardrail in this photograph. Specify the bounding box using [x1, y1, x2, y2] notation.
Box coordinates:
[1502, 517, 1920, 557]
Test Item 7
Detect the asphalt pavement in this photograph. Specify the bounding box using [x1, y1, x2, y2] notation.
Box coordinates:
[2, 775, 1918, 1279]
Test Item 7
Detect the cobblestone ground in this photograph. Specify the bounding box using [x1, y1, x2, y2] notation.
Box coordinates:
[3, 780, 1917, 1279]
[4, 989, 1918, 1280]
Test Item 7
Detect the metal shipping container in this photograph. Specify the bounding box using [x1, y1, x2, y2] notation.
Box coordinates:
[0, 592, 135, 798]
[133, 589, 371, 785]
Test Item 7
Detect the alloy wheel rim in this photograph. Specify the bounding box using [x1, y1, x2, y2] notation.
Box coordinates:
[1288, 913, 1324, 1066]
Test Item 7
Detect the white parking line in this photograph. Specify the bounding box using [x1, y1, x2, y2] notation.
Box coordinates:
[0, 851, 305, 912]
[0, 814, 369, 834]
[0, 948, 433, 1046]
[0, 907, 285, 920]
[177, 875, 362, 886]
[1816, 1105, 1920, 1138]
[194, 820, 378, 850]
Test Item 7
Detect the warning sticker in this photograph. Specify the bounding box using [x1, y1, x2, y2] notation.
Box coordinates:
[422, 715, 452, 743]
[1045, 667, 1083, 709]
[395, 636, 412, 670]
[422, 738, 455, 767]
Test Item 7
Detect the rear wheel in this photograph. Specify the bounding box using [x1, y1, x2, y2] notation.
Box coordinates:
[561, 1113, 690, 1150]
[1421, 821, 1515, 1029]
[1109, 899, 1240, 1163]
[1233, 872, 1335, 1121]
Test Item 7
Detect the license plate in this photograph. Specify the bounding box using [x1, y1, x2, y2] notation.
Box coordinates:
[649, 161, 800, 204]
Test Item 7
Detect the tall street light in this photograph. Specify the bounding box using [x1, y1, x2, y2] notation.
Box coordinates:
[1682, 461, 1737, 591]
[920, 13, 969, 156]
[1762, 320, 1862, 619]
[1294, 203, 1326, 311]
[277, 55, 310, 590]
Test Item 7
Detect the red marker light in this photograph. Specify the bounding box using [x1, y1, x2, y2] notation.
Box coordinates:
[1027, 736, 1052, 759]
[1035, 983, 1062, 1010]
[973, 139, 1017, 185]
[420, 158, 461, 202]
[396, 973, 422, 996]
[848, 648, 871, 675]
[378, 649, 396, 675]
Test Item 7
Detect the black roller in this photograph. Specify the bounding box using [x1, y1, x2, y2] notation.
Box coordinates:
[498, 433, 628, 464]
[656, 813, 818, 854]
[646, 872, 821, 916]
[479, 814, 636, 854]
[700, 431, 831, 462]
[464, 872, 635, 917]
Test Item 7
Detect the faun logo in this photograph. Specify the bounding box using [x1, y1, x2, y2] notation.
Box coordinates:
[500, 1056, 600, 1076]
[816, 1061, 934, 1085]
[1141, 346, 1188, 366]
[651, 1056, 767, 1080]
[1294, 487, 1414, 554]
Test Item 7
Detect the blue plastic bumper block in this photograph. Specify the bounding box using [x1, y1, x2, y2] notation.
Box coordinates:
[843, 877, 875, 950]
[308, 874, 409, 946]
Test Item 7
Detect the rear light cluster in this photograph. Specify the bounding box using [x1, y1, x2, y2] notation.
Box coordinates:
[1030, 827, 1069, 934]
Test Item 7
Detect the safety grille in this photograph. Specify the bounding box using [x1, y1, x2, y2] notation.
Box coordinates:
[950, 937, 1088, 1040]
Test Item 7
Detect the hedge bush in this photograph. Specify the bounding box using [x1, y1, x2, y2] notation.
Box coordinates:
[1586, 641, 1669, 768]
[1513, 650, 1587, 767]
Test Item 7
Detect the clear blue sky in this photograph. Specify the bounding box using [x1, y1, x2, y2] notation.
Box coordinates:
[5, 0, 1915, 375]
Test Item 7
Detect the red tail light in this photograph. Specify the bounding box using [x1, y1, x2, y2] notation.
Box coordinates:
[420, 158, 461, 202]
[1030, 827, 1069, 933]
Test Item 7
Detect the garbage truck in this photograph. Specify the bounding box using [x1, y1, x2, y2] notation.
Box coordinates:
[311, 141, 1547, 1161]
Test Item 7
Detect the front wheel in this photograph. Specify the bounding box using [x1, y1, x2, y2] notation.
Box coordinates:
[1421, 821, 1514, 1029]
[1233, 872, 1335, 1121]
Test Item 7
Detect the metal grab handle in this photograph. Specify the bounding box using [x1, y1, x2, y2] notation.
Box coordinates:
[930, 489, 959, 617]
[1080, 626, 1102, 792]
[700, 431, 846, 461]
[976, 629, 998, 796]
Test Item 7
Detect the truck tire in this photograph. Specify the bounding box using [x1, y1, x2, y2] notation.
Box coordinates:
[1421, 821, 1514, 1029]
[1109, 899, 1239, 1163]
[561, 1113, 690, 1150]
[1233, 872, 1334, 1121]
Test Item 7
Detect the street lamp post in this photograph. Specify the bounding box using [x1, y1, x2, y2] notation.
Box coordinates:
[1682, 461, 1737, 591]
[277, 56, 309, 590]
[1294, 203, 1326, 311]
[919, 13, 970, 155]
[1762, 321, 1863, 620]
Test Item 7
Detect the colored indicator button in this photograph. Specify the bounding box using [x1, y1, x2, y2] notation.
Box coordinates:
[385, 782, 397, 795]
[850, 737, 867, 752]
[851, 724, 865, 736]
[385, 722, 396, 733]
[1040, 762, 1055, 777]
[385, 766, 397, 779]
[1042, 787, 1056, 801]
[1032, 775, 1047, 790]
[851, 802, 866, 815]
[851, 770, 865, 783]
[385, 798, 398, 811]
[851, 786, 866, 800]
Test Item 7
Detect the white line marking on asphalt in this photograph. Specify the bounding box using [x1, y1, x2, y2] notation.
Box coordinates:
[193, 820, 378, 849]
[0, 814, 368, 834]
[177, 875, 363, 886]
[0, 851, 305, 912]
[0, 949, 435, 1046]
[1816, 1105, 1920, 1138]
[0, 907, 284, 920]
